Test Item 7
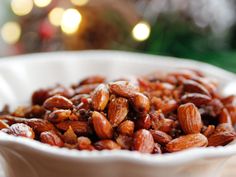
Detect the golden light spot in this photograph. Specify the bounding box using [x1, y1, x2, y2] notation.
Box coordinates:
[70, 0, 89, 6]
[48, 7, 65, 27]
[1, 22, 21, 44]
[132, 21, 151, 41]
[60, 9, 82, 35]
[34, 0, 52, 8]
[11, 0, 33, 16]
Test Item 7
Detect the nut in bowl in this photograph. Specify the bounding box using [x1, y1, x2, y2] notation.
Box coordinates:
[0, 51, 236, 177]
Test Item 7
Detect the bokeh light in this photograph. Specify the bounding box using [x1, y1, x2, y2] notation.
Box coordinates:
[1, 22, 21, 44]
[48, 7, 65, 27]
[132, 21, 151, 41]
[34, 0, 52, 8]
[61, 9, 82, 35]
[70, 0, 89, 6]
[11, 0, 33, 16]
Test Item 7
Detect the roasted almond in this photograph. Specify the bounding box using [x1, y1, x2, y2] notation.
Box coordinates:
[150, 111, 174, 133]
[56, 120, 89, 135]
[117, 120, 134, 136]
[219, 108, 232, 124]
[178, 103, 202, 134]
[94, 140, 121, 150]
[202, 125, 215, 137]
[74, 84, 99, 94]
[150, 129, 172, 145]
[130, 92, 150, 114]
[166, 133, 208, 152]
[92, 111, 113, 139]
[79, 75, 105, 86]
[161, 100, 178, 115]
[63, 126, 77, 144]
[136, 114, 151, 129]
[4, 123, 35, 139]
[108, 97, 128, 127]
[116, 134, 133, 149]
[47, 109, 72, 123]
[77, 136, 95, 151]
[40, 130, 64, 147]
[208, 123, 236, 146]
[183, 80, 210, 96]
[43, 95, 73, 111]
[108, 81, 138, 98]
[0, 120, 9, 130]
[92, 84, 109, 111]
[133, 129, 154, 153]
[181, 93, 211, 106]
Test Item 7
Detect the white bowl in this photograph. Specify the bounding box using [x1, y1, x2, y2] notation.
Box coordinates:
[0, 50, 236, 177]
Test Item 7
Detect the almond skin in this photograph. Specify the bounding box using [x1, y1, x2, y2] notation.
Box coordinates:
[130, 92, 150, 114]
[92, 84, 109, 111]
[43, 95, 73, 111]
[150, 129, 172, 145]
[40, 130, 64, 147]
[178, 103, 202, 134]
[4, 123, 35, 139]
[219, 108, 232, 124]
[133, 129, 154, 153]
[56, 120, 89, 135]
[117, 120, 134, 136]
[47, 109, 72, 123]
[94, 140, 121, 150]
[208, 123, 236, 146]
[0, 120, 9, 130]
[92, 111, 113, 139]
[183, 80, 210, 96]
[108, 97, 129, 127]
[181, 93, 211, 106]
[108, 81, 138, 98]
[166, 133, 208, 152]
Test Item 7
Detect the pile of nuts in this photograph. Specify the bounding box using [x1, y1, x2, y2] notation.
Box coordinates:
[0, 69, 236, 154]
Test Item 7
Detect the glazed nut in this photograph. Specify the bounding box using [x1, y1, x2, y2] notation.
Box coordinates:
[181, 93, 211, 106]
[4, 123, 35, 139]
[117, 120, 134, 136]
[108, 81, 138, 98]
[79, 75, 106, 86]
[92, 111, 113, 139]
[130, 92, 150, 114]
[0, 120, 9, 130]
[108, 97, 129, 127]
[208, 123, 236, 146]
[47, 109, 72, 123]
[183, 80, 210, 96]
[150, 129, 172, 145]
[56, 120, 89, 135]
[92, 84, 109, 111]
[136, 114, 151, 129]
[40, 130, 64, 147]
[63, 126, 78, 144]
[178, 103, 202, 134]
[116, 134, 133, 149]
[166, 133, 208, 152]
[133, 129, 155, 153]
[43, 95, 73, 111]
[94, 140, 121, 150]
[77, 136, 95, 151]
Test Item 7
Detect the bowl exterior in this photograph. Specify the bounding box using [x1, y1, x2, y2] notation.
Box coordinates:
[0, 50, 236, 177]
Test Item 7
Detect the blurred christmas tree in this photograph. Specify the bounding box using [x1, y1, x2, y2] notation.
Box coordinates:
[0, 0, 236, 72]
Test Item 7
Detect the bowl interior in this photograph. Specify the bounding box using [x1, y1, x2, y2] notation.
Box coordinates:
[0, 50, 235, 109]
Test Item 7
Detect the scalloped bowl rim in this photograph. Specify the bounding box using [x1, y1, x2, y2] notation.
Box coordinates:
[0, 50, 236, 167]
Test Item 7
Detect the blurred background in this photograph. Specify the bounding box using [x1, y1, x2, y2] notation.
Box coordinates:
[0, 0, 236, 72]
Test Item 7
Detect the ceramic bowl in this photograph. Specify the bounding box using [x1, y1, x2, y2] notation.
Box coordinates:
[0, 50, 236, 177]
